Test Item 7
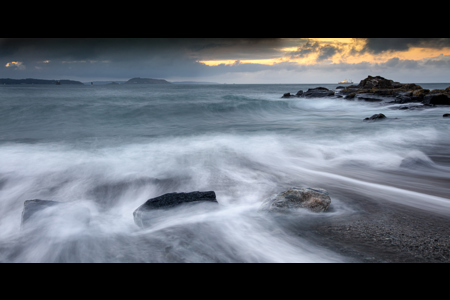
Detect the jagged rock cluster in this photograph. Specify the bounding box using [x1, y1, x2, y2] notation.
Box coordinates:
[282, 75, 450, 105]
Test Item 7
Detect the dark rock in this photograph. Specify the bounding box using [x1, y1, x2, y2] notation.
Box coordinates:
[21, 199, 91, 228]
[303, 87, 335, 98]
[282, 91, 303, 98]
[336, 86, 346, 89]
[395, 91, 414, 103]
[133, 191, 218, 227]
[345, 93, 356, 99]
[356, 94, 384, 102]
[260, 187, 331, 213]
[423, 94, 450, 105]
[395, 89, 429, 103]
[405, 89, 430, 102]
[400, 83, 423, 91]
[444, 114, 450, 118]
[282, 93, 293, 98]
[358, 75, 395, 89]
[364, 113, 387, 121]
[372, 89, 397, 96]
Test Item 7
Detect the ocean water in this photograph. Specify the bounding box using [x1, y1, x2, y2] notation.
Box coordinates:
[1, 83, 450, 263]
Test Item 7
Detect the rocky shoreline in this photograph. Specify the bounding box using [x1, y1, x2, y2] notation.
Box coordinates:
[282, 75, 450, 106]
[21, 184, 450, 263]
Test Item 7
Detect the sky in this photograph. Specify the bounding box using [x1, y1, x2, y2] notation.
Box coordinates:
[1, 38, 450, 84]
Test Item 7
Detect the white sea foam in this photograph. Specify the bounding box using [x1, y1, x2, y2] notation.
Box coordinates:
[0, 84, 449, 262]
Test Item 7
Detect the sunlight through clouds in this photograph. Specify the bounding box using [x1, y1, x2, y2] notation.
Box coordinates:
[5, 61, 25, 70]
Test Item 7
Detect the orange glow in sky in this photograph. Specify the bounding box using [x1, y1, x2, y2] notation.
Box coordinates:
[198, 38, 450, 67]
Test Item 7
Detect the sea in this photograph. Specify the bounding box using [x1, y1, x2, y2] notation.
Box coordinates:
[0, 83, 450, 263]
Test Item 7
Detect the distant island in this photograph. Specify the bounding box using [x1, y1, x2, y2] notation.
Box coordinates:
[124, 77, 171, 85]
[0, 78, 83, 85]
[1, 77, 220, 86]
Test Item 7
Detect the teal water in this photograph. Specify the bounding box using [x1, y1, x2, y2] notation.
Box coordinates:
[0, 83, 449, 262]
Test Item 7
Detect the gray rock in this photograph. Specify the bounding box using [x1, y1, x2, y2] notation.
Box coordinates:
[260, 187, 331, 213]
[364, 113, 387, 121]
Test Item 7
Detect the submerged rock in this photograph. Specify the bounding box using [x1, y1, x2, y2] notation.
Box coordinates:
[133, 191, 218, 227]
[21, 199, 91, 228]
[260, 187, 331, 213]
[444, 113, 450, 117]
[364, 113, 387, 121]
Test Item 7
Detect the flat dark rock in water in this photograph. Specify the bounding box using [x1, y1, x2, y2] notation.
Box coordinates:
[133, 191, 218, 227]
[443, 113, 450, 117]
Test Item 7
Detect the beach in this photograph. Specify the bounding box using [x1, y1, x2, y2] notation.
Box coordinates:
[0, 82, 449, 263]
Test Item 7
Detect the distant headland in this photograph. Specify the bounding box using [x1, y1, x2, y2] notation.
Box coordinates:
[0, 78, 83, 85]
[0, 77, 222, 85]
[124, 77, 171, 85]
[0, 77, 172, 85]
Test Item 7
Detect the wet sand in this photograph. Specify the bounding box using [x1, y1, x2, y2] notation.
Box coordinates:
[278, 186, 450, 263]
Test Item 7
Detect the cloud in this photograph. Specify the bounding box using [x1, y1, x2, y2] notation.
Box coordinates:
[5, 61, 25, 70]
[0, 38, 449, 83]
[289, 40, 320, 59]
[316, 45, 341, 62]
[362, 38, 450, 54]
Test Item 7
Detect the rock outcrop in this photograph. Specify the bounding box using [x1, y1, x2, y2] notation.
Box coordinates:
[364, 113, 387, 121]
[303, 87, 335, 98]
[338, 75, 450, 105]
[260, 187, 331, 213]
[133, 191, 218, 227]
[423, 90, 450, 105]
[281, 87, 334, 99]
[281, 76, 450, 105]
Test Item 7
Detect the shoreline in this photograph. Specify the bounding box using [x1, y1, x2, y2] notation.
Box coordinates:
[277, 186, 450, 263]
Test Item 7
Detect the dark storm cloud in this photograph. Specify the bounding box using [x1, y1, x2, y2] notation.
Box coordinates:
[363, 38, 450, 53]
[185, 38, 286, 60]
[316, 44, 341, 62]
[0, 38, 284, 60]
[0, 38, 287, 80]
